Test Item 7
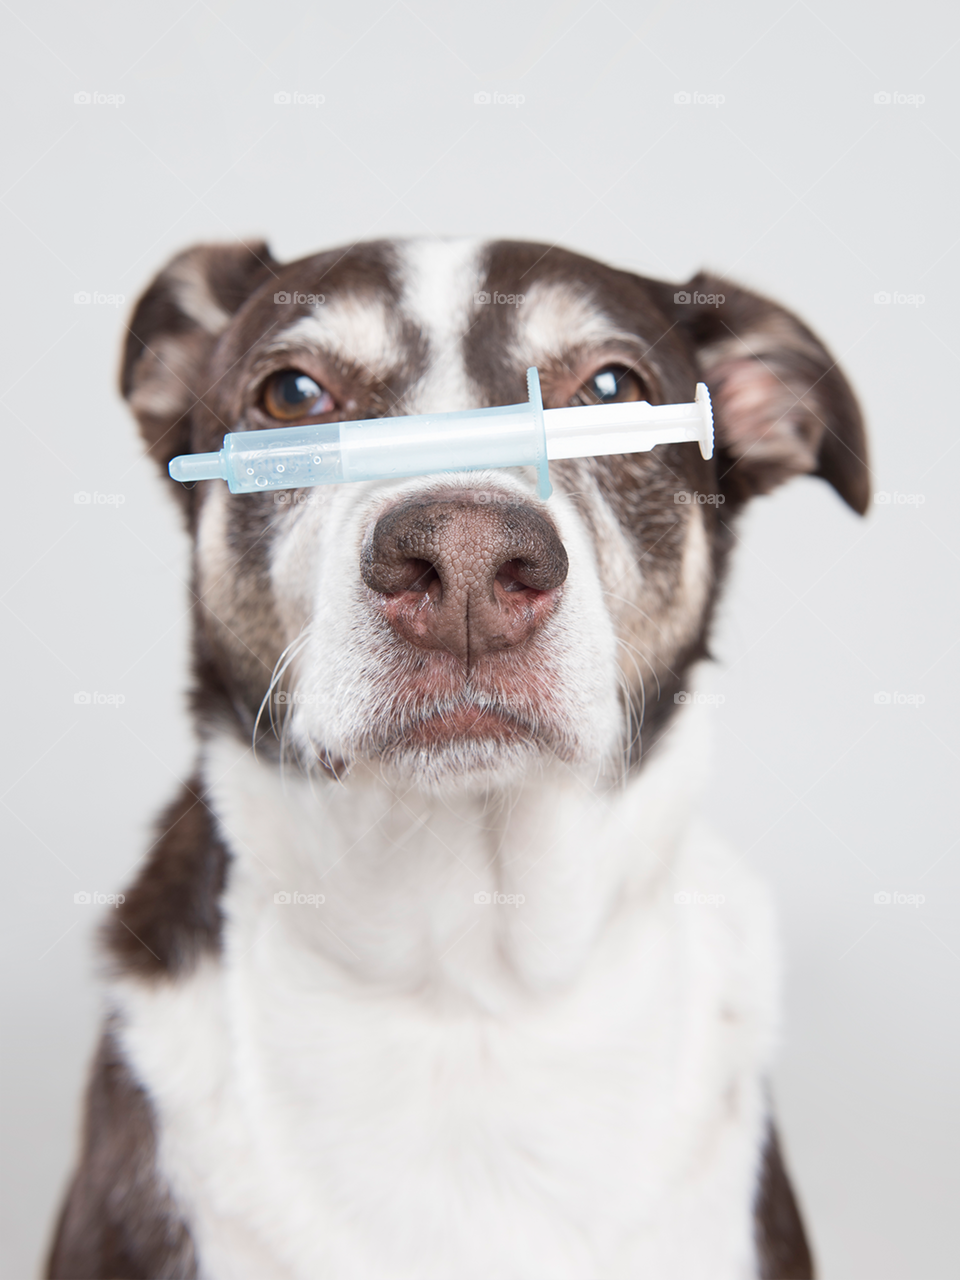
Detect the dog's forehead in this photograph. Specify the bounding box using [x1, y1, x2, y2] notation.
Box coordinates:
[239, 239, 670, 410]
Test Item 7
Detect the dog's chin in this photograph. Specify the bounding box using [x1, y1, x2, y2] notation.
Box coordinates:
[304, 706, 581, 795]
[374, 735, 549, 795]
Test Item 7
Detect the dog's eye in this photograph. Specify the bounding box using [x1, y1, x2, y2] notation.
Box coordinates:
[262, 370, 335, 421]
[571, 364, 646, 406]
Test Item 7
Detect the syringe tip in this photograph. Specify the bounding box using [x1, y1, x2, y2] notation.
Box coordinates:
[169, 452, 223, 483]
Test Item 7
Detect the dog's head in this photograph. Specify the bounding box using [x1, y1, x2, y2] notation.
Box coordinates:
[122, 238, 867, 792]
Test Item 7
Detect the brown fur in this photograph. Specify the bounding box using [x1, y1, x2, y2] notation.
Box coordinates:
[46, 1031, 197, 1280]
[754, 1124, 816, 1279]
[103, 777, 228, 979]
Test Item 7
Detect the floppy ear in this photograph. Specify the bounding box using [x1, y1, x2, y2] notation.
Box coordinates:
[120, 241, 281, 499]
[649, 272, 870, 514]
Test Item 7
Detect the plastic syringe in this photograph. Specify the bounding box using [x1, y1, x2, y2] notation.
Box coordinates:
[169, 367, 713, 501]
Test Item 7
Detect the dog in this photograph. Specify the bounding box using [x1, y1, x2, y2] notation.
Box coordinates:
[47, 237, 868, 1280]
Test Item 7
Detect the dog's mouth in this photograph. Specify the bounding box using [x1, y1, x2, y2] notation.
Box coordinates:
[400, 703, 527, 747]
[349, 690, 576, 769]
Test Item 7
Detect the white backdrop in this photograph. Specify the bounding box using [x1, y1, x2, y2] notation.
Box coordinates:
[2, 1, 957, 1276]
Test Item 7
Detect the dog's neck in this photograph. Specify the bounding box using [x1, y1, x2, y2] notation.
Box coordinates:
[202, 696, 711, 1004]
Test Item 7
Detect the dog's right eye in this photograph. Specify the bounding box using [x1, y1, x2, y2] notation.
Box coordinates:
[262, 370, 335, 421]
[569, 364, 646, 407]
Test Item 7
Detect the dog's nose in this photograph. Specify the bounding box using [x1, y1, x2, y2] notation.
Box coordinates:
[360, 493, 568, 665]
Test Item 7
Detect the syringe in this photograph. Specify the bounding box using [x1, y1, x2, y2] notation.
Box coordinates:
[169, 367, 713, 501]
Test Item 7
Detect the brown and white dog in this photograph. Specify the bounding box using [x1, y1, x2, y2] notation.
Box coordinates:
[48, 238, 867, 1280]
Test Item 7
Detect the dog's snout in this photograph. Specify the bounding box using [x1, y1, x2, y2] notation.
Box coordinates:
[360, 493, 568, 665]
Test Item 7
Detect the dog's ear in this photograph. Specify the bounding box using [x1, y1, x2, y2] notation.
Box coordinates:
[648, 272, 870, 514]
[120, 241, 281, 492]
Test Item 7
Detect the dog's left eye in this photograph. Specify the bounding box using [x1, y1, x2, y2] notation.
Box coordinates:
[262, 369, 336, 421]
[570, 364, 646, 406]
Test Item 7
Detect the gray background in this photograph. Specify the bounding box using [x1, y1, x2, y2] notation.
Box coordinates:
[2, 1, 957, 1276]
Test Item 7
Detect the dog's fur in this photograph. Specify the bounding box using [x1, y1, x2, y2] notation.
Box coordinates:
[48, 237, 867, 1280]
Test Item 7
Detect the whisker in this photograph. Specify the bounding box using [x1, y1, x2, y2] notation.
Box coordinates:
[253, 629, 313, 760]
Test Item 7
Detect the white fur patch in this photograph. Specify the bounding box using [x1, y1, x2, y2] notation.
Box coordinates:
[514, 277, 638, 370]
[167, 258, 233, 336]
[274, 294, 408, 384]
[397, 238, 484, 412]
[113, 695, 779, 1280]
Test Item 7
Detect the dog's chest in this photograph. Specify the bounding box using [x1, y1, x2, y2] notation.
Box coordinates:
[114, 735, 776, 1279]
[119, 951, 764, 1280]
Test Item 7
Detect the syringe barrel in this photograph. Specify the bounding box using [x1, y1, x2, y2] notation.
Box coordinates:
[218, 401, 542, 494]
[221, 421, 343, 492]
[340, 402, 540, 481]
